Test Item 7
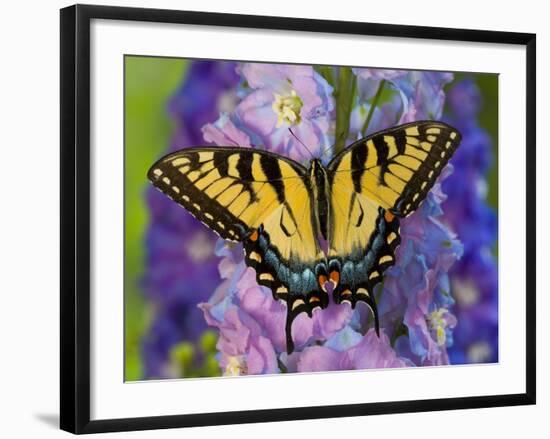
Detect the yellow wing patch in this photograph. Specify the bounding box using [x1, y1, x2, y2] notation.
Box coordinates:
[148, 147, 306, 241]
[328, 120, 461, 217]
[329, 183, 380, 257]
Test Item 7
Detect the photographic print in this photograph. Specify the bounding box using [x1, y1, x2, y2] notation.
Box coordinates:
[125, 57, 499, 381]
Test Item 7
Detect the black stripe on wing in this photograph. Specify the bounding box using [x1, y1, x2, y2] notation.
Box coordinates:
[328, 121, 462, 217]
[148, 149, 247, 241]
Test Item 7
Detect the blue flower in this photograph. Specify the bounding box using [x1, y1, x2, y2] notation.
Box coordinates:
[352, 69, 454, 136]
[442, 78, 499, 364]
[378, 167, 463, 365]
[169, 61, 240, 148]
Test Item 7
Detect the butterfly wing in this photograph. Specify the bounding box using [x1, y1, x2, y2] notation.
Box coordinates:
[148, 147, 328, 353]
[326, 121, 461, 329]
[327, 184, 401, 333]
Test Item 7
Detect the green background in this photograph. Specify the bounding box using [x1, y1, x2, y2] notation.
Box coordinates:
[124, 56, 187, 380]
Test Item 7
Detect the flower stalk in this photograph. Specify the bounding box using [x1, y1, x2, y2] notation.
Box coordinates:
[334, 67, 356, 154]
[362, 79, 386, 136]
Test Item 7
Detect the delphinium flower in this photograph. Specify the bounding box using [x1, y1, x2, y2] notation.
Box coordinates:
[351, 68, 454, 136]
[441, 78, 499, 364]
[203, 63, 335, 161]
[141, 61, 240, 378]
[379, 167, 462, 366]
[194, 65, 466, 375]
[199, 241, 354, 375]
[295, 329, 414, 372]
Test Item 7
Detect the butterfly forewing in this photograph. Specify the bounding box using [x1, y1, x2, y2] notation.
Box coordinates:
[328, 120, 462, 216]
[148, 147, 328, 354]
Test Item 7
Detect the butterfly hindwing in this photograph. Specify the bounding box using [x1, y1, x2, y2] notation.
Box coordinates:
[327, 121, 461, 327]
[327, 184, 401, 330]
[148, 147, 328, 353]
[242, 180, 329, 353]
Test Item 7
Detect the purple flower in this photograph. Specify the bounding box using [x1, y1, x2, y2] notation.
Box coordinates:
[202, 113, 252, 147]
[349, 95, 402, 140]
[231, 63, 334, 162]
[392, 71, 454, 123]
[378, 168, 463, 366]
[352, 69, 453, 136]
[442, 78, 499, 364]
[353, 68, 408, 82]
[169, 61, 241, 148]
[199, 241, 354, 375]
[200, 301, 279, 376]
[350, 68, 408, 137]
[141, 61, 240, 378]
[296, 329, 413, 372]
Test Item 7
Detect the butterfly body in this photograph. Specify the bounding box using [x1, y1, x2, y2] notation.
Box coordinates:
[307, 159, 331, 240]
[148, 121, 461, 354]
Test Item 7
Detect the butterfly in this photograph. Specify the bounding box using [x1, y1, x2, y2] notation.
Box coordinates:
[148, 121, 461, 354]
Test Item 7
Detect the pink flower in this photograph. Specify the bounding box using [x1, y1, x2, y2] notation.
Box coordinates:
[296, 330, 413, 372]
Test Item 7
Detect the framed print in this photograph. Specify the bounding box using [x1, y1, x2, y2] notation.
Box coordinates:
[60, 4, 536, 434]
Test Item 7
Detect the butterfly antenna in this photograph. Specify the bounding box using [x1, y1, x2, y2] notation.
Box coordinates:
[288, 128, 315, 159]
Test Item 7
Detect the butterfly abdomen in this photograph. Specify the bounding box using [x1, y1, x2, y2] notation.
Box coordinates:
[308, 159, 330, 240]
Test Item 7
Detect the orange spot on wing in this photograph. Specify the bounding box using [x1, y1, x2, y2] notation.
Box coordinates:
[249, 229, 259, 242]
[318, 274, 328, 287]
[384, 211, 395, 222]
[329, 271, 340, 286]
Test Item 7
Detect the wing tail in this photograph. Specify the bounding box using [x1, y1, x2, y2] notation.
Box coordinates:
[329, 207, 400, 335]
[244, 224, 329, 354]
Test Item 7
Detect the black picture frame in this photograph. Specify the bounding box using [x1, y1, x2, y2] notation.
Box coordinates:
[60, 4, 536, 434]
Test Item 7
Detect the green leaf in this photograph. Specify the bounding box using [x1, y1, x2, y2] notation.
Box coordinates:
[199, 330, 218, 353]
[277, 358, 288, 373]
[124, 56, 187, 381]
[390, 321, 409, 347]
[361, 79, 386, 136]
[314, 65, 335, 89]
